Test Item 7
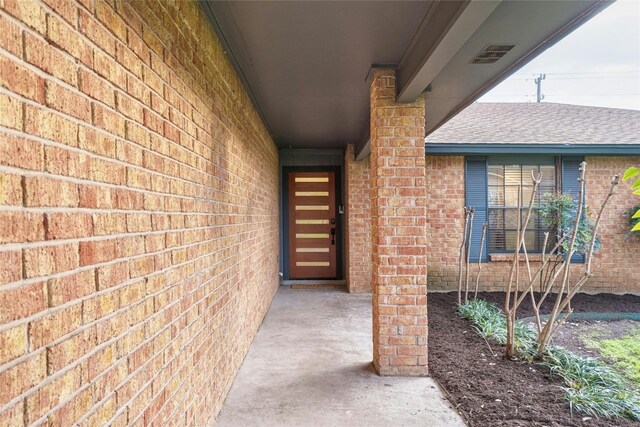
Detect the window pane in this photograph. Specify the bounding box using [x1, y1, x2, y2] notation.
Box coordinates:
[540, 165, 556, 187]
[505, 209, 518, 228]
[504, 165, 521, 186]
[488, 209, 504, 252]
[523, 211, 537, 230]
[522, 165, 538, 185]
[488, 186, 504, 206]
[489, 229, 504, 252]
[486, 161, 556, 254]
[521, 185, 534, 206]
[488, 209, 503, 229]
[523, 230, 536, 251]
[505, 185, 520, 206]
[505, 230, 518, 251]
[488, 165, 504, 186]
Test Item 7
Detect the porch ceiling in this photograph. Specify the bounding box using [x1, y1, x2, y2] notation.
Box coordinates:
[200, 1, 611, 152]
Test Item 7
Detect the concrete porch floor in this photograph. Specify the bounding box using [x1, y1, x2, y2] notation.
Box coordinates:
[215, 287, 466, 426]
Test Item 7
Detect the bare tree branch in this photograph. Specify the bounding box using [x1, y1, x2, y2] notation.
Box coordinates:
[464, 208, 475, 303]
[474, 223, 487, 300]
[458, 207, 470, 305]
[537, 162, 587, 355]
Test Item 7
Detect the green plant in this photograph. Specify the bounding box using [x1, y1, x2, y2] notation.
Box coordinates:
[625, 203, 640, 240]
[623, 167, 640, 233]
[540, 193, 599, 255]
[592, 331, 640, 386]
[457, 298, 640, 420]
[543, 347, 640, 420]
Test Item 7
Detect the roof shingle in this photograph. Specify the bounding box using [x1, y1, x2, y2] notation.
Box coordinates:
[425, 103, 640, 145]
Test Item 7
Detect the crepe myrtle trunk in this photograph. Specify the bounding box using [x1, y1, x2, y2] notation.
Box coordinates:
[457, 208, 473, 305]
[498, 162, 619, 359]
[536, 171, 619, 356]
[504, 171, 540, 359]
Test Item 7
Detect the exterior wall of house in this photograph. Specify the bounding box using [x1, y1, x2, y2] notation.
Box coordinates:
[425, 155, 640, 294]
[583, 156, 640, 293]
[369, 69, 428, 376]
[345, 145, 372, 292]
[0, 1, 279, 425]
[343, 154, 639, 295]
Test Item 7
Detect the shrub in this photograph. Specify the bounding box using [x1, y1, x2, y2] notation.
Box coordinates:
[540, 193, 599, 255]
[458, 299, 640, 421]
[625, 203, 640, 240]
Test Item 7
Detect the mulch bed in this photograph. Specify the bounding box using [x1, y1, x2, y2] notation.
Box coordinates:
[428, 291, 640, 427]
[551, 319, 639, 360]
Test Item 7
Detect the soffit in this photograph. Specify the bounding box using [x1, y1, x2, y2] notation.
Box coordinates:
[202, 1, 611, 152]
[203, 1, 433, 148]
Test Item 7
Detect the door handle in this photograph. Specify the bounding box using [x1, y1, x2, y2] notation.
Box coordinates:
[330, 228, 335, 245]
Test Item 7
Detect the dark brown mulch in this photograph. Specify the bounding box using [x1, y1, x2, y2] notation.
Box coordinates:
[428, 292, 640, 427]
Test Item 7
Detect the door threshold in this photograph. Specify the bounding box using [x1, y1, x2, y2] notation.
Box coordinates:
[282, 279, 346, 290]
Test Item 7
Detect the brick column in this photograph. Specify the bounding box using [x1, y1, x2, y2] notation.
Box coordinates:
[370, 69, 428, 376]
[345, 144, 372, 293]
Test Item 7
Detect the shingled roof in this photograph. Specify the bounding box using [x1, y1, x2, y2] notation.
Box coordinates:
[426, 102, 640, 145]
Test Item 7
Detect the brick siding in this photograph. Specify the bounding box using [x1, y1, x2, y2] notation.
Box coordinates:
[369, 69, 428, 376]
[425, 155, 640, 294]
[345, 144, 371, 293]
[345, 154, 639, 295]
[0, 0, 279, 425]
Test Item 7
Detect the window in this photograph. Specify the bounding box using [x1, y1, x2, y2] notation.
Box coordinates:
[487, 163, 557, 253]
[465, 156, 583, 263]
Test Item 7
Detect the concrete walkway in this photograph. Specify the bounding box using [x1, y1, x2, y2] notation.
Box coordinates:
[215, 287, 466, 427]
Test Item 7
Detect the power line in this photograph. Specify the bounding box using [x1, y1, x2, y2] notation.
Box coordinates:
[505, 71, 640, 82]
[542, 76, 640, 80]
[544, 93, 640, 97]
[479, 93, 640, 98]
[506, 76, 640, 81]
[511, 70, 640, 77]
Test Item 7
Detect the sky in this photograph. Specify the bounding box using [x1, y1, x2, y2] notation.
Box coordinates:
[479, 0, 640, 110]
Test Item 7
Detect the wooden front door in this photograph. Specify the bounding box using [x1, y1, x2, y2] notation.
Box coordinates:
[288, 171, 337, 279]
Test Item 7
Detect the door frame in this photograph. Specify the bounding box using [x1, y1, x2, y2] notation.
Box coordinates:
[282, 166, 343, 281]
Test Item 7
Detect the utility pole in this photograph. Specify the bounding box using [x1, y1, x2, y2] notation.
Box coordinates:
[534, 73, 546, 102]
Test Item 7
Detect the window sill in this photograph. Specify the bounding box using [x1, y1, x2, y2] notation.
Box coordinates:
[489, 253, 544, 262]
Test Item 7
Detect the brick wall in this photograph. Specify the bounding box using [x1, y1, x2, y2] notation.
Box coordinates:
[581, 156, 639, 293]
[344, 154, 639, 295]
[344, 144, 371, 293]
[426, 155, 640, 294]
[0, 0, 279, 425]
[424, 155, 470, 291]
[369, 69, 428, 376]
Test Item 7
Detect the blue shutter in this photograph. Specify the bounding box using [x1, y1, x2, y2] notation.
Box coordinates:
[561, 156, 585, 263]
[465, 157, 488, 262]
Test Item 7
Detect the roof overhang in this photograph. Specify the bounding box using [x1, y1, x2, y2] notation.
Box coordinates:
[357, 0, 614, 159]
[199, 1, 612, 157]
[425, 143, 640, 156]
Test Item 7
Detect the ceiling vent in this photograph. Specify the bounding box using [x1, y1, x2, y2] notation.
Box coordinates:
[470, 44, 516, 64]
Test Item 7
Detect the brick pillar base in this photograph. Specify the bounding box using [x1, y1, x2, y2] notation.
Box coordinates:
[370, 69, 428, 376]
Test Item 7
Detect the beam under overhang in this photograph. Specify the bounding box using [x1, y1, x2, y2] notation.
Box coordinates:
[355, 117, 370, 161]
[423, 0, 612, 136]
[396, 0, 501, 104]
[354, 0, 611, 161]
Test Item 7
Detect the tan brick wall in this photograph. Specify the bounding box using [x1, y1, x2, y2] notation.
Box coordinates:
[426, 155, 640, 294]
[369, 69, 428, 376]
[584, 156, 640, 293]
[345, 144, 371, 293]
[0, 0, 279, 425]
[345, 154, 639, 295]
[425, 155, 469, 291]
